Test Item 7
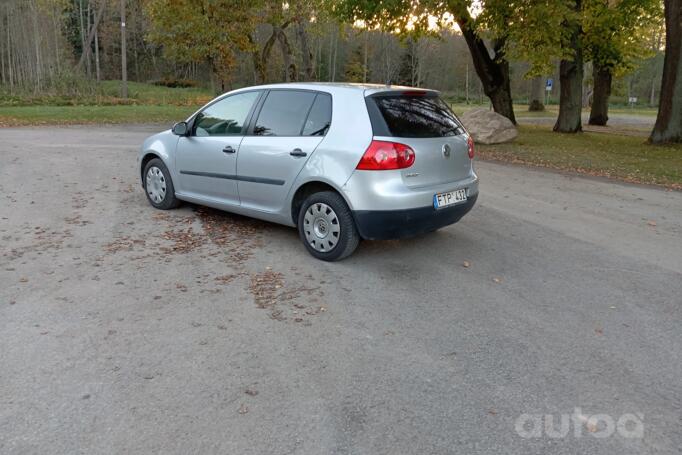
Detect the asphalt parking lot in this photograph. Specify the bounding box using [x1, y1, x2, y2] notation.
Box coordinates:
[1, 125, 681, 454]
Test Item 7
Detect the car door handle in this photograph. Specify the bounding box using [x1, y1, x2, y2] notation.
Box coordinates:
[290, 148, 307, 157]
[222, 146, 236, 154]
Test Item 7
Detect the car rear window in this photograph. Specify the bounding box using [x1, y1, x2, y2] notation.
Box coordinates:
[366, 94, 465, 138]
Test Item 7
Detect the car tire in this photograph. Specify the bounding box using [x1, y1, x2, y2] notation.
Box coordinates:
[143, 158, 180, 210]
[298, 191, 360, 261]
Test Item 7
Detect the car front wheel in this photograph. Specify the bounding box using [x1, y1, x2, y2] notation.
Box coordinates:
[143, 158, 180, 210]
[298, 191, 360, 261]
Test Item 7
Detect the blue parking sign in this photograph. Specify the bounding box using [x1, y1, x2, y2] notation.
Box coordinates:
[546, 78, 553, 91]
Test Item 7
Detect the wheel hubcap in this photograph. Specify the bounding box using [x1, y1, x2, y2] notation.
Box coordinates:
[303, 203, 340, 252]
[146, 166, 167, 203]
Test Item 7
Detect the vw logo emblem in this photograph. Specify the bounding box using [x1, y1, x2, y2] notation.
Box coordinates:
[442, 143, 451, 158]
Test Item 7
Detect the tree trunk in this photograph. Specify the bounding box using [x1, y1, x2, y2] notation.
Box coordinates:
[554, 0, 583, 133]
[208, 57, 217, 94]
[589, 64, 611, 125]
[529, 76, 545, 111]
[1, 27, 5, 85]
[30, 0, 42, 92]
[77, 4, 105, 69]
[86, 0, 92, 77]
[465, 61, 469, 103]
[332, 29, 338, 82]
[363, 30, 368, 83]
[120, 0, 127, 98]
[78, 0, 85, 65]
[257, 29, 278, 84]
[52, 6, 60, 73]
[249, 35, 263, 84]
[94, 23, 100, 81]
[295, 19, 313, 81]
[554, 56, 584, 132]
[6, 4, 12, 89]
[457, 20, 516, 124]
[276, 27, 296, 82]
[649, 29, 663, 106]
[253, 23, 293, 84]
[651, 0, 681, 143]
[327, 26, 334, 81]
[316, 36, 322, 80]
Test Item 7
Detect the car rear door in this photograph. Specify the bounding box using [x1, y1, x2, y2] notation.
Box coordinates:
[236, 90, 331, 212]
[365, 92, 472, 189]
[175, 90, 262, 204]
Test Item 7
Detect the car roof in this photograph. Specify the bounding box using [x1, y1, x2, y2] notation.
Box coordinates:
[228, 82, 439, 97]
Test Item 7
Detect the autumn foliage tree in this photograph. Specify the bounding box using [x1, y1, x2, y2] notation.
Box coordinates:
[334, 0, 518, 124]
[249, 0, 322, 84]
[583, 0, 662, 126]
[496, 0, 584, 132]
[144, 0, 261, 92]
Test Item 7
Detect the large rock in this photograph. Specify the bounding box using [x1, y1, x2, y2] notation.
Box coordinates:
[459, 108, 518, 144]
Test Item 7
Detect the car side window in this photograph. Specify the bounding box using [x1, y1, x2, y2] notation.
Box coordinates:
[193, 91, 260, 137]
[253, 90, 316, 136]
[302, 94, 332, 136]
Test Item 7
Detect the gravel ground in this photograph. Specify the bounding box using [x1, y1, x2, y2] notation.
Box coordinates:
[1, 125, 680, 454]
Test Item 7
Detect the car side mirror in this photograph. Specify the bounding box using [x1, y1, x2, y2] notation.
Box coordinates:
[172, 121, 189, 136]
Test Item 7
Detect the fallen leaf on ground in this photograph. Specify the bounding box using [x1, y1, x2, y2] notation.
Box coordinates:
[462, 261, 470, 268]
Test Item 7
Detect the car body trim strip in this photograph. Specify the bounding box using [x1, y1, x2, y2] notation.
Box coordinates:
[179, 170, 285, 186]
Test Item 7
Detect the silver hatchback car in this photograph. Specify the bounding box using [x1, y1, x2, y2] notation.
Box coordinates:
[138, 83, 478, 261]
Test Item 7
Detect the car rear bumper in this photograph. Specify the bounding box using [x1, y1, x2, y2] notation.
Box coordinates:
[342, 169, 478, 211]
[352, 193, 477, 240]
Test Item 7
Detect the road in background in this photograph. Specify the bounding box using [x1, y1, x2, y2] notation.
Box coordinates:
[1, 126, 680, 454]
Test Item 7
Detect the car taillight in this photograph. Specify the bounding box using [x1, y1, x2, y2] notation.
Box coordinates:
[356, 140, 415, 170]
[467, 136, 475, 160]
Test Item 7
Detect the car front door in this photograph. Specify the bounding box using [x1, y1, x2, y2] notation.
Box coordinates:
[175, 90, 262, 204]
[237, 90, 332, 212]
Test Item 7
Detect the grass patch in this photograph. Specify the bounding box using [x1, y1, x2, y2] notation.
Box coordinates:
[477, 125, 682, 189]
[0, 105, 197, 127]
[0, 80, 214, 107]
[97, 80, 213, 105]
[0, 81, 212, 126]
[608, 107, 659, 116]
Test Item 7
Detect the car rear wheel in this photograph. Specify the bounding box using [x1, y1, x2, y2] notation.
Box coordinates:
[143, 158, 180, 210]
[298, 191, 359, 261]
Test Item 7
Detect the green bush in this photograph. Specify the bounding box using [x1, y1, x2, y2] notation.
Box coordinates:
[150, 78, 198, 88]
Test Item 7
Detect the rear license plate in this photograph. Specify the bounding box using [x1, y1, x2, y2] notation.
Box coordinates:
[434, 189, 467, 209]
